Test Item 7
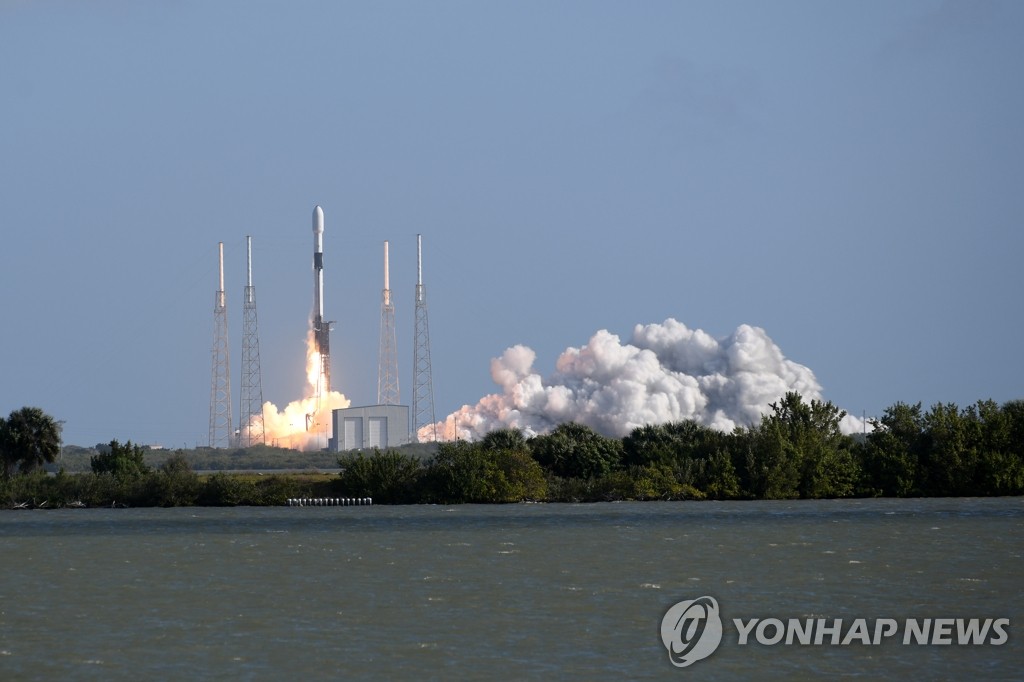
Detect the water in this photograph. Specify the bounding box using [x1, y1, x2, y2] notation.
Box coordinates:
[1, 498, 1021, 680]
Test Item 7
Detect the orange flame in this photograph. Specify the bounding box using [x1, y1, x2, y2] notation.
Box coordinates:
[242, 331, 350, 451]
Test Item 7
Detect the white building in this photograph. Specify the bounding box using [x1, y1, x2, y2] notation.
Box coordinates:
[330, 404, 410, 452]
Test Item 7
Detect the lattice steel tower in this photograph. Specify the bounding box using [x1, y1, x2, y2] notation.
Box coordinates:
[208, 242, 233, 448]
[412, 234, 436, 441]
[238, 236, 265, 446]
[378, 240, 400, 405]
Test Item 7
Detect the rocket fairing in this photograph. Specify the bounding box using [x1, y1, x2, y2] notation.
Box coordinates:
[312, 205, 330, 393]
[313, 205, 325, 321]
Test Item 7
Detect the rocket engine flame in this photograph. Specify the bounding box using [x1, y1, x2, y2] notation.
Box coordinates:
[422, 318, 865, 442]
[246, 331, 350, 451]
[236, 204, 346, 451]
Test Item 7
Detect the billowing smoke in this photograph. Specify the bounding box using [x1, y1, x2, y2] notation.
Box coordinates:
[241, 331, 350, 450]
[259, 390, 349, 451]
[424, 319, 864, 441]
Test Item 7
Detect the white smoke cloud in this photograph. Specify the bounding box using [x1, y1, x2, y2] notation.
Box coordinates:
[259, 390, 350, 451]
[243, 331, 351, 451]
[424, 318, 866, 441]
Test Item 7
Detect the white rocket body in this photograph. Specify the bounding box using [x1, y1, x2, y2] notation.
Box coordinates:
[313, 205, 325, 322]
[311, 205, 330, 394]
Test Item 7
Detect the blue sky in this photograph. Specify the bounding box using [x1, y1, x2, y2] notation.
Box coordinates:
[1, 1, 1021, 447]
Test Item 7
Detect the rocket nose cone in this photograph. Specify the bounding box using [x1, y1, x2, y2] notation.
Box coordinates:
[313, 205, 324, 233]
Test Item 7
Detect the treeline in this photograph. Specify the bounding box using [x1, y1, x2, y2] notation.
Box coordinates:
[0, 440, 338, 508]
[3, 395, 1023, 507]
[336, 393, 1024, 503]
[53, 443, 358, 473]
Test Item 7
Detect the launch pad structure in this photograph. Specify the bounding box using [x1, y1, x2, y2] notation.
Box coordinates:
[412, 234, 436, 441]
[378, 240, 400, 406]
[238, 235, 265, 446]
[209, 242, 233, 448]
[205, 204, 439, 450]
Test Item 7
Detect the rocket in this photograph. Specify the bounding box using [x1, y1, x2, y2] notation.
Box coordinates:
[312, 205, 330, 394]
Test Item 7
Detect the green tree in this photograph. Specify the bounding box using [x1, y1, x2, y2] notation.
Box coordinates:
[621, 424, 678, 468]
[337, 449, 424, 503]
[746, 422, 801, 499]
[423, 440, 546, 503]
[0, 406, 61, 477]
[621, 420, 724, 468]
[631, 464, 698, 500]
[621, 421, 741, 497]
[1002, 400, 1024, 456]
[198, 473, 256, 506]
[968, 400, 1023, 496]
[148, 453, 200, 506]
[989, 400, 1024, 494]
[90, 439, 151, 482]
[685, 448, 742, 499]
[480, 428, 527, 453]
[862, 402, 926, 496]
[423, 441, 495, 503]
[528, 422, 622, 479]
[920, 402, 981, 496]
[747, 393, 858, 499]
[489, 448, 547, 501]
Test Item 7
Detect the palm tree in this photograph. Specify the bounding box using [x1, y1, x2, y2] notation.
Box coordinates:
[0, 407, 61, 477]
[480, 427, 527, 453]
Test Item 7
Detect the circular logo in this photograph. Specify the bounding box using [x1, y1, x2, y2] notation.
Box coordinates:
[661, 596, 723, 668]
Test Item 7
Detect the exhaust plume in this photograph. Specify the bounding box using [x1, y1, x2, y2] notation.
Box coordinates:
[244, 331, 350, 450]
[424, 318, 865, 441]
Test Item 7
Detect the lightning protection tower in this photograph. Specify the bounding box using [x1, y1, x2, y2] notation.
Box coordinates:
[239, 236, 265, 446]
[412, 234, 436, 441]
[378, 240, 400, 405]
[209, 242, 234, 448]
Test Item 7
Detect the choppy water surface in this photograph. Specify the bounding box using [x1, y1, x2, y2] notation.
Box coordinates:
[0, 498, 1021, 680]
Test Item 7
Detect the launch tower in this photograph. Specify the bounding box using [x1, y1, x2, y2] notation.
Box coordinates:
[378, 240, 400, 405]
[209, 242, 233, 447]
[412, 234, 436, 441]
[239, 235, 265, 446]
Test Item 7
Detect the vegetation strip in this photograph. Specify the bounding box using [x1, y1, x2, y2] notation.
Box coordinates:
[2, 393, 1022, 508]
